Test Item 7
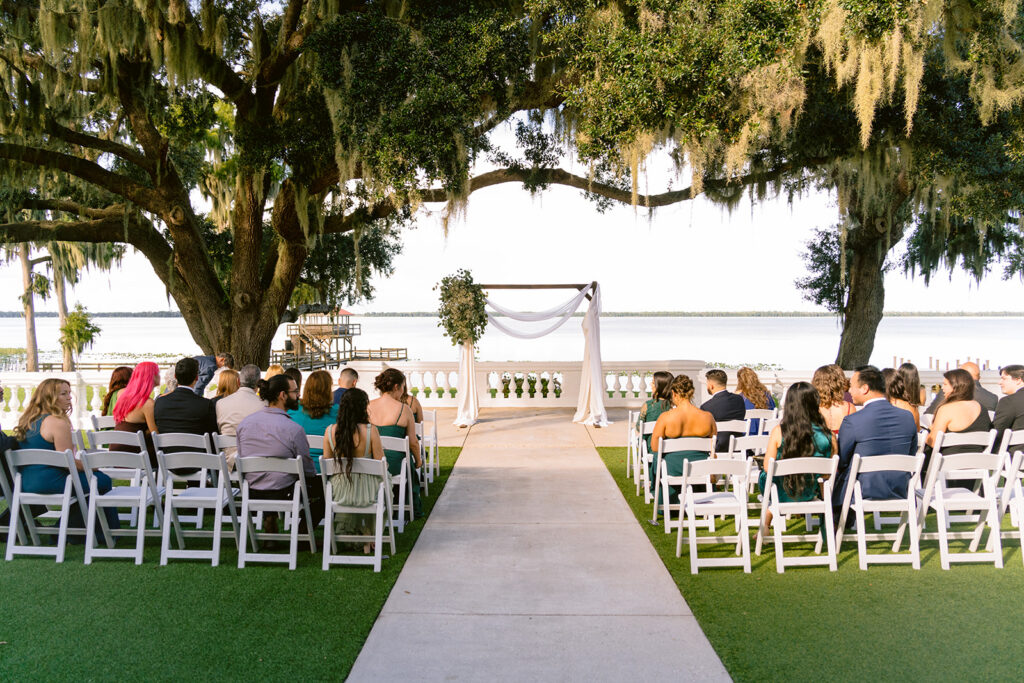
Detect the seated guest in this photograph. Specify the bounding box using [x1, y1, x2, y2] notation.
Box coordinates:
[368, 368, 422, 517]
[216, 364, 266, 468]
[101, 366, 132, 417]
[110, 361, 161, 465]
[323, 388, 385, 545]
[212, 368, 240, 408]
[735, 366, 776, 434]
[159, 367, 178, 396]
[700, 368, 745, 453]
[203, 353, 235, 398]
[885, 365, 921, 430]
[651, 374, 717, 504]
[193, 352, 232, 396]
[264, 364, 285, 380]
[333, 367, 359, 405]
[833, 366, 918, 512]
[812, 364, 854, 434]
[400, 384, 424, 424]
[994, 364, 1024, 440]
[925, 368, 993, 462]
[288, 370, 338, 472]
[760, 382, 837, 529]
[284, 367, 303, 397]
[154, 357, 218, 441]
[12, 378, 119, 532]
[636, 371, 674, 454]
[237, 374, 325, 531]
[925, 361, 998, 414]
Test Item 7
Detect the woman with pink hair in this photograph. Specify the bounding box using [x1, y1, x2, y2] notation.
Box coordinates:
[110, 361, 161, 465]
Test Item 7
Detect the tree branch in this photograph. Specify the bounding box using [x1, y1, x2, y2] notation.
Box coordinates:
[45, 120, 150, 170]
[18, 198, 126, 220]
[0, 143, 162, 210]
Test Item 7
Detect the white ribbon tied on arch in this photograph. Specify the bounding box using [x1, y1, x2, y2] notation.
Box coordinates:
[453, 283, 609, 427]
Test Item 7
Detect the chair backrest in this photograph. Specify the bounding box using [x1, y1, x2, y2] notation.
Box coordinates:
[716, 419, 747, 434]
[153, 432, 212, 453]
[683, 457, 749, 482]
[212, 433, 237, 452]
[938, 451, 1004, 476]
[641, 421, 656, 436]
[307, 434, 324, 451]
[158, 450, 225, 477]
[379, 435, 410, 457]
[81, 449, 154, 477]
[91, 414, 117, 431]
[919, 413, 934, 429]
[658, 437, 714, 457]
[762, 418, 781, 434]
[87, 429, 147, 452]
[769, 455, 839, 478]
[414, 422, 424, 439]
[320, 455, 387, 479]
[727, 434, 769, 456]
[999, 429, 1024, 456]
[235, 455, 304, 476]
[7, 448, 78, 470]
[852, 453, 924, 475]
[934, 429, 997, 455]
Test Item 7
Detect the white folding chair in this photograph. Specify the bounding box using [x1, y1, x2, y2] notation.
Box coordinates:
[319, 455, 396, 572]
[4, 449, 95, 562]
[86, 429, 159, 527]
[745, 409, 776, 435]
[929, 429, 998, 526]
[421, 409, 439, 484]
[675, 458, 752, 574]
[158, 450, 241, 566]
[380, 435, 413, 533]
[307, 434, 324, 453]
[971, 430, 1024, 559]
[0, 449, 27, 546]
[723, 434, 769, 523]
[236, 456, 316, 569]
[755, 455, 839, 573]
[153, 432, 215, 527]
[91, 415, 116, 431]
[80, 447, 163, 564]
[651, 437, 715, 533]
[636, 421, 657, 501]
[914, 450, 1006, 569]
[920, 412, 934, 430]
[716, 419, 747, 444]
[413, 423, 429, 497]
[626, 410, 638, 479]
[835, 454, 925, 570]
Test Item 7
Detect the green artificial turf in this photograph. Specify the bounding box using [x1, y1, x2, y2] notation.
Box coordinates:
[0, 447, 460, 681]
[597, 447, 1024, 682]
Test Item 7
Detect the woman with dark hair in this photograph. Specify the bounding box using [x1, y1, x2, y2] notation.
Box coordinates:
[400, 384, 424, 424]
[288, 370, 338, 471]
[886, 365, 921, 429]
[650, 374, 717, 504]
[323, 388, 384, 544]
[636, 371, 674, 453]
[102, 366, 132, 416]
[812, 364, 854, 434]
[925, 368, 992, 454]
[368, 368, 422, 517]
[760, 382, 836, 504]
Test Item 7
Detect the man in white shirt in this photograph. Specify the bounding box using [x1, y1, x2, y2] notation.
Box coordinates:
[215, 364, 266, 467]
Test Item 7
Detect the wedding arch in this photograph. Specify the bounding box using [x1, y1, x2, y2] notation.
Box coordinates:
[453, 281, 608, 427]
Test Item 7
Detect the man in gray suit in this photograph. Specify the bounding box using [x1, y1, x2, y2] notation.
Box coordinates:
[924, 361, 998, 415]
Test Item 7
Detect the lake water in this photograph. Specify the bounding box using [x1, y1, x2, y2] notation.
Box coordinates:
[1, 315, 1021, 370]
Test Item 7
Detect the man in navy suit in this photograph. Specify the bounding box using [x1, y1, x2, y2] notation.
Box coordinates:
[833, 365, 918, 511]
[700, 369, 747, 453]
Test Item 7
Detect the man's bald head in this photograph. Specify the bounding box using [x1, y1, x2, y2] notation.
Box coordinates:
[959, 361, 981, 380]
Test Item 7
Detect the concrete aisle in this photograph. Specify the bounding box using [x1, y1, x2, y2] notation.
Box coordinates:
[347, 408, 729, 682]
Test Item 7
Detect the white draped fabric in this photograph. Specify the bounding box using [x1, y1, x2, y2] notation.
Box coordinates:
[453, 340, 479, 427]
[453, 283, 608, 427]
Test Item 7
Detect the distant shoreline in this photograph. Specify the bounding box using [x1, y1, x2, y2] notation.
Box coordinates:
[3, 311, 1023, 318]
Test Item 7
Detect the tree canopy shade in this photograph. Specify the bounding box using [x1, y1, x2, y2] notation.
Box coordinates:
[3, 1, 1024, 364]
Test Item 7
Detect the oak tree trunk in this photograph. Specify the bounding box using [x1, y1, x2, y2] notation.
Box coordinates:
[835, 237, 887, 369]
[19, 244, 39, 372]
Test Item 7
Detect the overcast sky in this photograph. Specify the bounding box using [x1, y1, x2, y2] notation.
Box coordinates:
[2, 136, 1021, 314]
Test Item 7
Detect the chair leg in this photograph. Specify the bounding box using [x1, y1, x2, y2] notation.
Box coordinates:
[159, 495, 173, 566]
[855, 501, 868, 571]
[935, 501, 951, 570]
[84, 489, 99, 565]
[823, 500, 838, 571]
[56, 479, 73, 564]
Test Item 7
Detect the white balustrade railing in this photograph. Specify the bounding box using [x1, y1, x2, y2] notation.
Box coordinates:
[0, 363, 1005, 430]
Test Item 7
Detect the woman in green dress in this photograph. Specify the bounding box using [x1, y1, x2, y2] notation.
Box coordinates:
[323, 388, 385, 546]
[636, 371, 674, 453]
[650, 374, 717, 505]
[759, 381, 837, 529]
[367, 368, 422, 518]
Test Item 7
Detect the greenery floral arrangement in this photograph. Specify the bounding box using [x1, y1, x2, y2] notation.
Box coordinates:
[435, 269, 488, 346]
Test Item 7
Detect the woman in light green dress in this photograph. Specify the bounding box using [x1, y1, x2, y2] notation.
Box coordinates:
[323, 388, 385, 541]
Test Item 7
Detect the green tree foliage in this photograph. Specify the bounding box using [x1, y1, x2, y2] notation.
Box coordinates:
[59, 303, 101, 362]
[435, 269, 488, 346]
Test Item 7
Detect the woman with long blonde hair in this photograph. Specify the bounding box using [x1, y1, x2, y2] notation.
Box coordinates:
[14, 378, 119, 530]
[735, 366, 776, 434]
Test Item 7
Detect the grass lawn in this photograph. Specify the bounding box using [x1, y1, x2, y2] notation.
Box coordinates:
[0, 447, 460, 681]
[597, 447, 1024, 682]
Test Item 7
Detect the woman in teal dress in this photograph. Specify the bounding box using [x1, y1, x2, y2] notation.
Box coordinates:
[636, 371, 674, 455]
[323, 388, 385, 544]
[759, 382, 837, 520]
[650, 374, 717, 505]
[367, 368, 422, 518]
[287, 370, 338, 473]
